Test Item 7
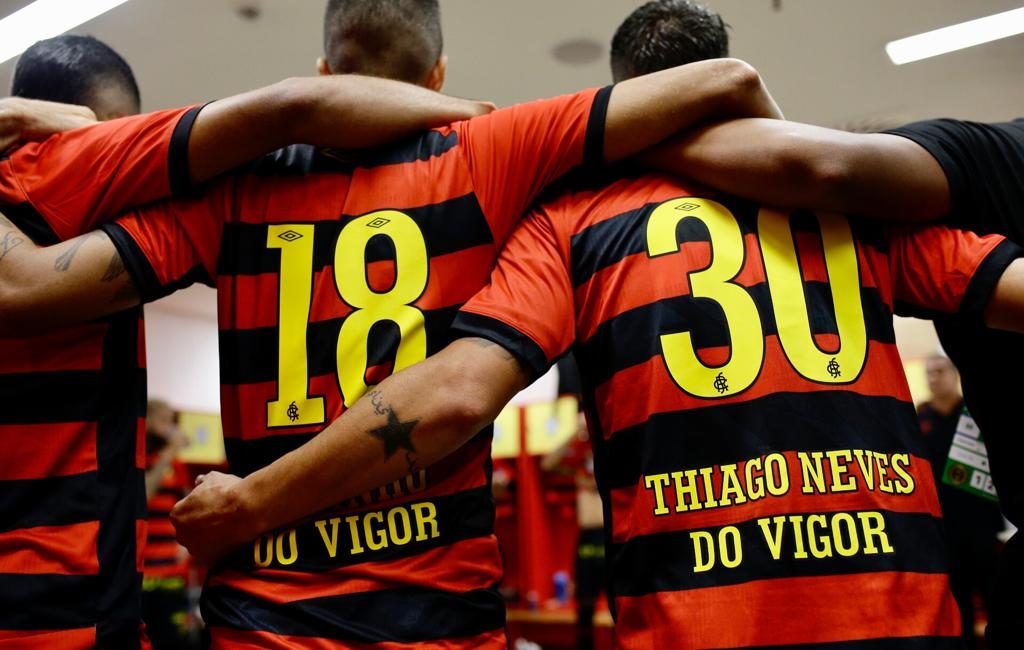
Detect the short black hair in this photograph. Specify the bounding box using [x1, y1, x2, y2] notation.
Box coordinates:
[12, 35, 140, 112]
[610, 0, 729, 82]
[323, 0, 442, 84]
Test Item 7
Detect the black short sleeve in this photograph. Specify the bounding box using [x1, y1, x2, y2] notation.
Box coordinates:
[885, 118, 1024, 241]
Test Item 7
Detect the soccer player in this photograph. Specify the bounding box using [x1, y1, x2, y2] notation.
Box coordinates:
[0, 6, 784, 646]
[627, 38, 1024, 650]
[171, 1, 1024, 647]
[0, 35, 493, 649]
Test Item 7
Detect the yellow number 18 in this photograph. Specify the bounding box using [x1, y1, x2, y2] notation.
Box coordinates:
[266, 212, 428, 429]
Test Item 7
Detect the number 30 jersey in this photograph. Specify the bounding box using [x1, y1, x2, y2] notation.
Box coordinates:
[452, 171, 1021, 650]
[106, 87, 610, 649]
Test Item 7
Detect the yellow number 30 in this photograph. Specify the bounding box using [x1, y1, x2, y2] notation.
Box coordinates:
[646, 198, 867, 399]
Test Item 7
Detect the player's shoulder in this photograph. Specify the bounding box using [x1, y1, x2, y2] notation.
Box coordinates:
[533, 166, 726, 232]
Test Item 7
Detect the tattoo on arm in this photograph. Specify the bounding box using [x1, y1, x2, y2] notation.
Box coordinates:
[100, 251, 127, 282]
[53, 234, 95, 272]
[0, 231, 23, 262]
[366, 393, 420, 468]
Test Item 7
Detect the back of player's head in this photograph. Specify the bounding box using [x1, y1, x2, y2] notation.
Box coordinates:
[322, 0, 444, 88]
[12, 34, 141, 120]
[610, 0, 729, 82]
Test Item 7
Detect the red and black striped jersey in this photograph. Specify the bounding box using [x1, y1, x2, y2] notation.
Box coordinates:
[453, 171, 1021, 650]
[143, 456, 191, 579]
[0, 105, 201, 650]
[107, 87, 610, 649]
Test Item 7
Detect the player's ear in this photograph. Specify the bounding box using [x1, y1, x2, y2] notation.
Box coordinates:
[425, 54, 447, 92]
[316, 56, 332, 77]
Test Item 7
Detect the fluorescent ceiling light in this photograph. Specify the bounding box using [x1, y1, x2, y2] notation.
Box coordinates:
[886, 6, 1024, 65]
[0, 0, 133, 64]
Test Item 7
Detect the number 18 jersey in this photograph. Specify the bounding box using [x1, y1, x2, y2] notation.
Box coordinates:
[107, 87, 609, 649]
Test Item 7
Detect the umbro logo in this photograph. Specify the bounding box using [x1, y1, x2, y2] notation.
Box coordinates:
[366, 217, 391, 228]
[277, 230, 303, 242]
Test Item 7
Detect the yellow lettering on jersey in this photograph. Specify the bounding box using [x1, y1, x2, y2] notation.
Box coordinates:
[646, 198, 764, 398]
[827, 449, 858, 492]
[759, 208, 867, 384]
[334, 211, 428, 407]
[890, 454, 916, 494]
[315, 517, 341, 558]
[643, 473, 672, 515]
[266, 224, 326, 427]
[799, 451, 827, 494]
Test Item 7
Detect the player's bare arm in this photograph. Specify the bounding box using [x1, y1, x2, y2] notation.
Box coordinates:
[0, 96, 96, 152]
[600, 58, 782, 163]
[0, 77, 494, 336]
[642, 118, 950, 220]
[0, 211, 137, 336]
[187, 74, 495, 184]
[171, 337, 529, 565]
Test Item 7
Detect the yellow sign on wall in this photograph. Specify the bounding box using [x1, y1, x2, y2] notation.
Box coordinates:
[176, 411, 226, 465]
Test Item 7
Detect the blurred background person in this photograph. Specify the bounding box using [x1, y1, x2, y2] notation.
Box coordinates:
[917, 355, 1005, 648]
[142, 400, 198, 650]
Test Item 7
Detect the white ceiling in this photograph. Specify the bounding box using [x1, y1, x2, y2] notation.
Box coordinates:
[4, 0, 1014, 362]
[1, 0, 1022, 125]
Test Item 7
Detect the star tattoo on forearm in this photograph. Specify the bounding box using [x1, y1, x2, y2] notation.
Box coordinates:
[366, 390, 420, 473]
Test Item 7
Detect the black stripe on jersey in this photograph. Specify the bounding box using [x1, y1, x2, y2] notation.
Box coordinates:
[577, 283, 896, 389]
[202, 584, 505, 644]
[219, 304, 460, 386]
[168, 104, 206, 196]
[0, 574, 99, 630]
[609, 510, 948, 598]
[451, 312, 554, 382]
[218, 485, 495, 573]
[0, 201, 60, 246]
[0, 370, 102, 423]
[217, 193, 494, 277]
[897, 238, 1022, 320]
[103, 222, 214, 302]
[225, 423, 494, 483]
[143, 558, 179, 568]
[225, 434, 313, 478]
[246, 132, 461, 178]
[736, 639, 962, 650]
[569, 195, 759, 287]
[569, 201, 888, 289]
[582, 86, 613, 169]
[0, 474, 98, 532]
[146, 534, 177, 544]
[0, 369, 141, 424]
[596, 391, 923, 491]
[95, 309, 145, 648]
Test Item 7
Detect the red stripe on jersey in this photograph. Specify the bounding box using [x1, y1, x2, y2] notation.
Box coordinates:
[220, 244, 495, 331]
[343, 143, 475, 217]
[609, 450, 940, 544]
[1, 422, 97, 479]
[613, 572, 960, 649]
[596, 338, 913, 438]
[0, 523, 99, 575]
[0, 324, 107, 374]
[220, 373, 342, 440]
[0, 628, 96, 650]
[208, 536, 503, 604]
[135, 417, 147, 470]
[207, 627, 507, 650]
[137, 519, 148, 573]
